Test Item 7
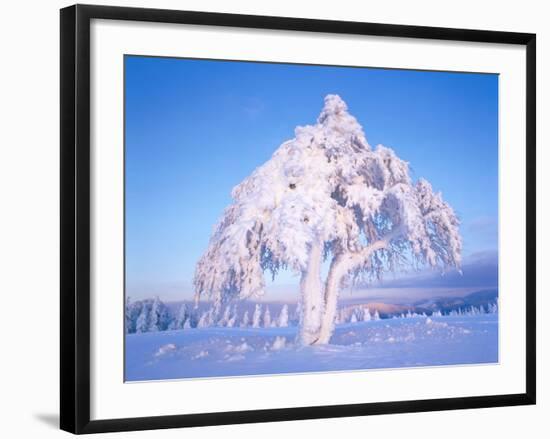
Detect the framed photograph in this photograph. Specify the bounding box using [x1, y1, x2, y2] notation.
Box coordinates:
[60, 4, 536, 434]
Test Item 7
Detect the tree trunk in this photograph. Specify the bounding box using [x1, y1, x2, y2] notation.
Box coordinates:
[298, 241, 324, 345]
[315, 236, 393, 345]
[315, 254, 345, 345]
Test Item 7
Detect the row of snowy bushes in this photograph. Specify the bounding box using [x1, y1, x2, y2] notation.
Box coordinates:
[391, 303, 498, 320]
[337, 307, 381, 324]
[125, 297, 499, 334]
[125, 297, 176, 333]
[125, 298, 297, 334]
[335, 302, 498, 325]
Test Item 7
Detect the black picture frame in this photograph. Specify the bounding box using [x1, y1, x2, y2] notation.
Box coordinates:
[60, 4, 536, 434]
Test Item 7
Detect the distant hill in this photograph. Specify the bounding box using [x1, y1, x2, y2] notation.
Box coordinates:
[412, 289, 498, 314]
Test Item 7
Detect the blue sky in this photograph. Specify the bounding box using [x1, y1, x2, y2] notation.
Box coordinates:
[125, 56, 498, 301]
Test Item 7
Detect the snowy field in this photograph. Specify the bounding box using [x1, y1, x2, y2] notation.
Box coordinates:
[125, 313, 498, 381]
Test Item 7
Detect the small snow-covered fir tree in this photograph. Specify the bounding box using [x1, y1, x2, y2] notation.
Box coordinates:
[198, 308, 215, 328]
[135, 306, 149, 334]
[363, 308, 371, 322]
[263, 306, 272, 328]
[350, 312, 358, 323]
[125, 297, 143, 334]
[227, 305, 238, 328]
[240, 310, 250, 328]
[197, 311, 207, 328]
[252, 304, 262, 328]
[125, 297, 132, 333]
[193, 95, 461, 345]
[188, 308, 199, 328]
[148, 296, 171, 332]
[219, 305, 232, 327]
[148, 298, 161, 332]
[278, 304, 289, 328]
[174, 303, 188, 330]
[294, 301, 303, 326]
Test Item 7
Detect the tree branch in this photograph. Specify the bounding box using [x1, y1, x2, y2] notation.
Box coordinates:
[338, 225, 404, 278]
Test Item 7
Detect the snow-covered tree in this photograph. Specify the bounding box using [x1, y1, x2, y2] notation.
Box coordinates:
[350, 312, 358, 323]
[135, 306, 149, 334]
[174, 303, 188, 330]
[363, 308, 371, 322]
[373, 310, 381, 321]
[263, 306, 272, 328]
[278, 304, 289, 328]
[125, 297, 146, 334]
[148, 296, 171, 332]
[193, 95, 461, 345]
[198, 308, 215, 328]
[252, 304, 262, 328]
[227, 305, 238, 328]
[125, 297, 132, 333]
[197, 311, 207, 328]
[219, 305, 232, 327]
[294, 301, 303, 326]
[240, 310, 250, 328]
[184, 307, 198, 328]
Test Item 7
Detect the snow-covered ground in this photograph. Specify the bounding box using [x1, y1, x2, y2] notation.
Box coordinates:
[125, 313, 498, 381]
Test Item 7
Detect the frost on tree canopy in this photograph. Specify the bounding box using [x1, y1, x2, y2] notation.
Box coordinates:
[193, 95, 461, 329]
